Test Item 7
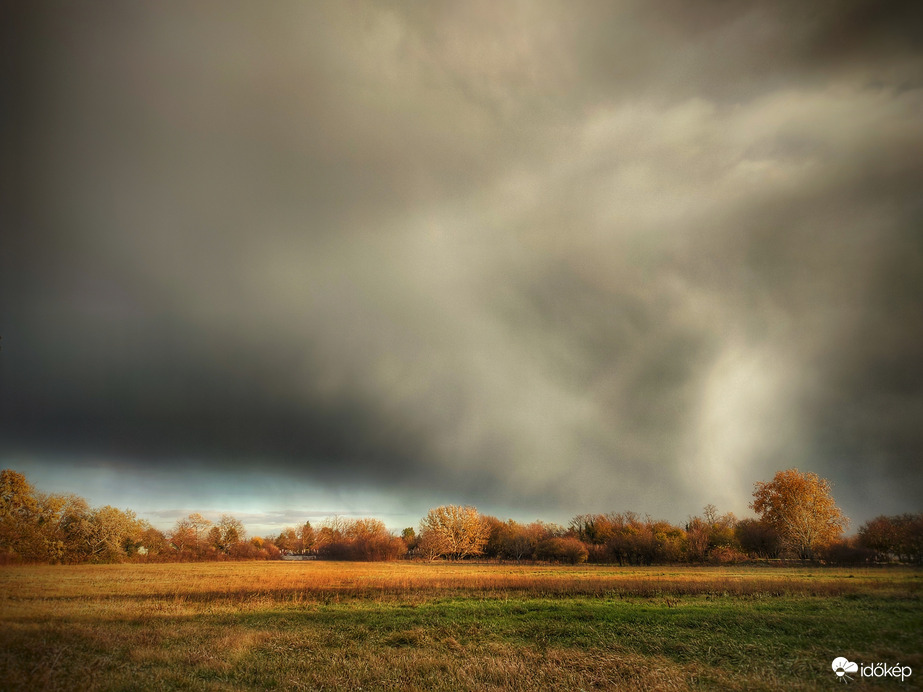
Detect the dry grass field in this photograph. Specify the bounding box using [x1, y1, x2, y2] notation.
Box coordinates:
[1, 561, 921, 690]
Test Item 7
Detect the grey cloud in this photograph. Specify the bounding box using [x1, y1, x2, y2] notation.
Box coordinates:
[574, 1, 923, 104]
[143, 507, 395, 524]
[2, 1, 921, 525]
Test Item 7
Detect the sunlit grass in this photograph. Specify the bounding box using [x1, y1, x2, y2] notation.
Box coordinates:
[1, 562, 921, 690]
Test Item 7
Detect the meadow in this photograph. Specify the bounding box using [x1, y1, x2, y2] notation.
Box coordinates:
[1, 562, 920, 691]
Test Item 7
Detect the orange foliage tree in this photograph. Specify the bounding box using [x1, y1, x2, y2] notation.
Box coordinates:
[751, 469, 848, 559]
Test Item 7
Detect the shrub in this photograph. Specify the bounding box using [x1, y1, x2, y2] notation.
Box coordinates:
[535, 537, 588, 564]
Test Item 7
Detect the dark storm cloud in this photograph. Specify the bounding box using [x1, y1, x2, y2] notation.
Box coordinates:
[2, 1, 921, 524]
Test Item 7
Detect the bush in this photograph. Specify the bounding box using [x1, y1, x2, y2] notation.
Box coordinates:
[819, 540, 875, 565]
[535, 537, 588, 564]
[708, 546, 748, 564]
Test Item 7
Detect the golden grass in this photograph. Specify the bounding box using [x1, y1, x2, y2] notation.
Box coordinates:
[2, 561, 916, 607]
[1, 562, 920, 691]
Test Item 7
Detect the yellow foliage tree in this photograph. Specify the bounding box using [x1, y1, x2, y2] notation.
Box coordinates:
[0, 469, 38, 559]
[751, 469, 848, 559]
[419, 505, 489, 560]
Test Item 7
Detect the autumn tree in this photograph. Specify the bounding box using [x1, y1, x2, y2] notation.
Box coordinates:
[419, 505, 489, 560]
[139, 524, 168, 557]
[12, 492, 144, 564]
[685, 516, 711, 562]
[345, 518, 404, 561]
[313, 516, 350, 558]
[569, 514, 614, 546]
[735, 518, 782, 559]
[686, 505, 738, 562]
[275, 523, 315, 555]
[275, 527, 299, 553]
[0, 474, 88, 563]
[703, 504, 738, 548]
[0, 470, 284, 564]
[644, 517, 686, 564]
[206, 526, 223, 552]
[495, 520, 534, 561]
[575, 511, 648, 564]
[401, 527, 418, 556]
[535, 536, 588, 564]
[480, 515, 506, 559]
[313, 525, 337, 557]
[492, 520, 560, 561]
[0, 470, 36, 517]
[169, 513, 215, 556]
[186, 513, 213, 551]
[497, 520, 534, 561]
[858, 515, 897, 561]
[169, 518, 197, 554]
[84, 506, 144, 562]
[46, 494, 95, 562]
[858, 513, 923, 564]
[215, 514, 245, 553]
[312, 516, 402, 560]
[416, 527, 444, 561]
[751, 469, 848, 559]
[299, 521, 315, 555]
[0, 469, 38, 560]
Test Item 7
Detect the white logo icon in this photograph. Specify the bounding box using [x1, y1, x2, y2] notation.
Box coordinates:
[832, 657, 858, 683]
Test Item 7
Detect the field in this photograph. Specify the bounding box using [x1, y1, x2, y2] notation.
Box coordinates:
[1, 562, 921, 691]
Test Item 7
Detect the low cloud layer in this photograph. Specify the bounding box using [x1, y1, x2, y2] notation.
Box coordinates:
[3, 1, 922, 526]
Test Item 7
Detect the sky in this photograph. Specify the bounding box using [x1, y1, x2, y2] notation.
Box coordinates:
[2, 1, 922, 537]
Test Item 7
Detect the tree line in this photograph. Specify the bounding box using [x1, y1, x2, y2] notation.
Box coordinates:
[1, 468, 920, 565]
